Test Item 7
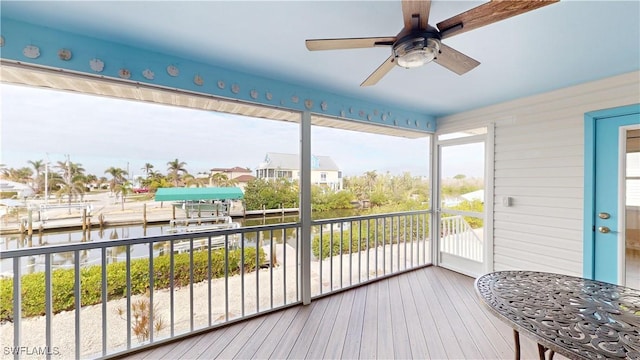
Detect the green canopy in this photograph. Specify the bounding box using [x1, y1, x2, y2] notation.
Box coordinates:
[154, 187, 244, 201]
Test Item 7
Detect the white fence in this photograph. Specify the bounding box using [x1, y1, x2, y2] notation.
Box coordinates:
[440, 215, 483, 262]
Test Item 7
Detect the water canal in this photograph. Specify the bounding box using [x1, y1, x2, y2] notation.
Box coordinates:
[0, 209, 363, 275]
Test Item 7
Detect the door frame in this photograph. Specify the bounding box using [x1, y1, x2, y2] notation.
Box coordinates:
[432, 124, 495, 277]
[583, 103, 640, 280]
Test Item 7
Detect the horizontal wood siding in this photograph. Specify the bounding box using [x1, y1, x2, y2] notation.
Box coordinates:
[437, 71, 640, 276]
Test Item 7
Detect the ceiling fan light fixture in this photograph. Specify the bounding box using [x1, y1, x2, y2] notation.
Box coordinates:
[393, 35, 441, 69]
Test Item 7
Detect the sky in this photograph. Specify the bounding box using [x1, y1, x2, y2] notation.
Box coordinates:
[1, 83, 483, 180]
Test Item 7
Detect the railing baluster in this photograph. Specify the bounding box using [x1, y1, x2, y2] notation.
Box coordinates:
[375, 219, 379, 278]
[319, 225, 323, 294]
[424, 213, 428, 264]
[330, 223, 333, 291]
[208, 236, 212, 327]
[270, 229, 274, 308]
[12, 258, 21, 360]
[411, 215, 415, 267]
[366, 219, 370, 281]
[339, 222, 343, 288]
[149, 242, 155, 342]
[126, 245, 132, 347]
[101, 248, 107, 356]
[349, 221, 353, 286]
[189, 238, 194, 331]
[225, 234, 229, 322]
[296, 228, 300, 301]
[404, 215, 408, 269]
[256, 230, 260, 313]
[45, 253, 52, 360]
[169, 241, 175, 337]
[241, 232, 245, 317]
[74, 250, 81, 358]
[391, 216, 395, 272]
[282, 228, 287, 305]
[358, 219, 362, 284]
[384, 217, 388, 275]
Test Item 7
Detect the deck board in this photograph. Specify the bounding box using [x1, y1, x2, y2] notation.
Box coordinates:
[251, 306, 301, 358]
[414, 269, 467, 359]
[232, 309, 284, 359]
[267, 303, 315, 359]
[388, 276, 412, 359]
[376, 279, 395, 359]
[358, 283, 378, 359]
[120, 266, 553, 360]
[395, 274, 430, 359]
[321, 289, 355, 359]
[215, 315, 266, 359]
[287, 296, 329, 358]
[304, 293, 342, 359]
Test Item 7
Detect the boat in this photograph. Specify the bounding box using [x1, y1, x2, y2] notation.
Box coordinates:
[167, 215, 242, 252]
[172, 200, 231, 218]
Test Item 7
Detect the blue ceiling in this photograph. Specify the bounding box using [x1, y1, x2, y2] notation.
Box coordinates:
[1, 1, 639, 118]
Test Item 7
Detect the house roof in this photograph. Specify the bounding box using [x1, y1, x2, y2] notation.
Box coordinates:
[210, 166, 251, 173]
[154, 187, 244, 201]
[234, 175, 256, 183]
[260, 153, 340, 172]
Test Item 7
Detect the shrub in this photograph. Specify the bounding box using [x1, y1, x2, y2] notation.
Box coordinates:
[311, 216, 430, 260]
[116, 292, 166, 342]
[0, 247, 265, 321]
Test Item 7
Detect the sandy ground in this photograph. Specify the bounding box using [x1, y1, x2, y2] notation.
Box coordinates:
[0, 242, 429, 359]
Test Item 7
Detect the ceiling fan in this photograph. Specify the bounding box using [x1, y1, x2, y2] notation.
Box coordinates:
[305, 0, 558, 86]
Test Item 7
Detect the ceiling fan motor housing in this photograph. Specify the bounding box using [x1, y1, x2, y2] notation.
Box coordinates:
[393, 26, 442, 69]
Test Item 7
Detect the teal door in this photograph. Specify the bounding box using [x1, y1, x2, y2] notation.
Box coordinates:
[586, 105, 640, 286]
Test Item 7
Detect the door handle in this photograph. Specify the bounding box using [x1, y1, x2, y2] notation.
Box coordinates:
[598, 226, 611, 234]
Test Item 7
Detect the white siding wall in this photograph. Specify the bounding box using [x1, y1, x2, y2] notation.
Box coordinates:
[437, 71, 640, 276]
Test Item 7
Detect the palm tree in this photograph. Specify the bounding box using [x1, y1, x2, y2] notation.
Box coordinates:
[113, 181, 132, 211]
[141, 163, 154, 177]
[104, 167, 128, 193]
[55, 172, 86, 213]
[28, 159, 44, 193]
[211, 173, 229, 187]
[211, 173, 238, 187]
[2, 167, 33, 183]
[55, 160, 85, 180]
[166, 158, 188, 187]
[84, 174, 98, 190]
[364, 170, 378, 198]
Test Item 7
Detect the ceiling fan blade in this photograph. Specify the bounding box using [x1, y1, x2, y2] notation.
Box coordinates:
[361, 56, 396, 87]
[306, 37, 396, 51]
[434, 43, 480, 75]
[437, 0, 559, 39]
[402, 0, 431, 30]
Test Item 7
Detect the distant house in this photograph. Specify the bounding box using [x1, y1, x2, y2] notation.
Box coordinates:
[209, 166, 255, 191]
[256, 152, 343, 191]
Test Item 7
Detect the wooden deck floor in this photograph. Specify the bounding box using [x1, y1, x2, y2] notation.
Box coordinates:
[119, 266, 550, 359]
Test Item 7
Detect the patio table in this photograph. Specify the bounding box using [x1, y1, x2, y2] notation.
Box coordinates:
[475, 271, 640, 360]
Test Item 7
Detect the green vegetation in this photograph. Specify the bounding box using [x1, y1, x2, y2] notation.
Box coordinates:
[449, 199, 484, 228]
[0, 247, 265, 321]
[312, 214, 430, 260]
[243, 178, 299, 210]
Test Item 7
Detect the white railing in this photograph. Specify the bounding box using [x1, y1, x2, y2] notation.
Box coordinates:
[440, 215, 483, 262]
[0, 210, 432, 359]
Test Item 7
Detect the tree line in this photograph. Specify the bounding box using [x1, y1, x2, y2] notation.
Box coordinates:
[1, 160, 481, 213]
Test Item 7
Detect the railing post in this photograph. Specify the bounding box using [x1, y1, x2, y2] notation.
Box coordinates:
[300, 111, 312, 305]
